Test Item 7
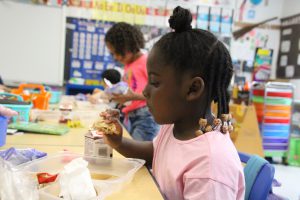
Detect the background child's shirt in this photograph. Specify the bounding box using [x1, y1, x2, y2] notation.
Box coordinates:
[122, 54, 147, 114]
[153, 124, 245, 200]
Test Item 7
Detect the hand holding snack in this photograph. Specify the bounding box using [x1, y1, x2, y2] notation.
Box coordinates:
[87, 91, 110, 104]
[92, 109, 123, 148]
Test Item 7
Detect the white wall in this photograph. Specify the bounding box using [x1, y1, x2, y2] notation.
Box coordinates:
[281, 0, 300, 18]
[0, 1, 65, 86]
[235, 0, 283, 23]
[231, 0, 284, 80]
[280, 0, 300, 100]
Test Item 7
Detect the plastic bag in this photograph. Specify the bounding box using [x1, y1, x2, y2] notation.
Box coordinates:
[0, 147, 47, 166]
[0, 158, 39, 200]
[59, 157, 97, 200]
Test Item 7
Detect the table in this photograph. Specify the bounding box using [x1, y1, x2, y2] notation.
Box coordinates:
[1, 125, 164, 200]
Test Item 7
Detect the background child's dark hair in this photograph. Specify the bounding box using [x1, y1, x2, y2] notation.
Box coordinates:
[153, 6, 233, 117]
[101, 69, 121, 84]
[105, 22, 145, 56]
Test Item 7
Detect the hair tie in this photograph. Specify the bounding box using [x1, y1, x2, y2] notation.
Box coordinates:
[195, 114, 234, 136]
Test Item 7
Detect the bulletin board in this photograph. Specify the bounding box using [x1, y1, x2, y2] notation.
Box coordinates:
[196, 5, 234, 36]
[64, 17, 117, 85]
[276, 13, 300, 79]
[64, 17, 169, 85]
[0, 1, 65, 86]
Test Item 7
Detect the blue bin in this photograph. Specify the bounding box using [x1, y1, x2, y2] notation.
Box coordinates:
[49, 90, 62, 104]
[0, 93, 32, 123]
[0, 116, 8, 147]
[43, 86, 62, 104]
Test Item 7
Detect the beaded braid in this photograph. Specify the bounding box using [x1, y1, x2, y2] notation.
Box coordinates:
[197, 40, 234, 135]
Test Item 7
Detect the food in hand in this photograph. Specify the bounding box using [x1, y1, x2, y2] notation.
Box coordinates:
[91, 117, 119, 135]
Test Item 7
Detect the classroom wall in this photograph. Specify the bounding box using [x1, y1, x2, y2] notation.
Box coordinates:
[0, 1, 65, 86]
[281, 0, 300, 18]
[235, 0, 283, 23]
[231, 0, 283, 80]
[280, 0, 300, 100]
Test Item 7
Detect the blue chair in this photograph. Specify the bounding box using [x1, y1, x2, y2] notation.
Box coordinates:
[239, 152, 275, 200]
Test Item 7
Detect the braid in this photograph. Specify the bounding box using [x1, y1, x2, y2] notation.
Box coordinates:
[205, 45, 220, 117]
[204, 41, 232, 117]
[219, 43, 233, 114]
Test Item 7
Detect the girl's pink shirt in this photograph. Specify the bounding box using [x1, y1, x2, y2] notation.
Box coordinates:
[122, 54, 148, 114]
[153, 124, 245, 200]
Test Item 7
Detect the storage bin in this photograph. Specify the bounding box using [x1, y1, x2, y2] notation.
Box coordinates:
[49, 91, 62, 104]
[288, 138, 300, 166]
[0, 93, 32, 123]
[11, 84, 51, 110]
[19, 152, 145, 200]
[44, 86, 62, 104]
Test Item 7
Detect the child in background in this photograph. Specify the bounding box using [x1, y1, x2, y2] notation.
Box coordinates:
[87, 69, 122, 104]
[104, 22, 159, 141]
[100, 7, 245, 200]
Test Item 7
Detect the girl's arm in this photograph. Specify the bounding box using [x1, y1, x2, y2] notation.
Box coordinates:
[130, 91, 146, 100]
[105, 135, 153, 164]
[111, 88, 146, 104]
[100, 110, 153, 165]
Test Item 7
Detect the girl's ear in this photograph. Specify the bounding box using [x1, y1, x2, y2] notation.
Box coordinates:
[186, 77, 205, 101]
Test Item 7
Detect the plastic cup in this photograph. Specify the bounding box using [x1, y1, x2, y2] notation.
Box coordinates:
[0, 115, 8, 146]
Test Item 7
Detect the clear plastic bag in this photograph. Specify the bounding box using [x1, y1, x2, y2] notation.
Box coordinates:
[0, 158, 39, 200]
[0, 147, 47, 166]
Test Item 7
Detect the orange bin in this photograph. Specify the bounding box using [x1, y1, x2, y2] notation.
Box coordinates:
[11, 84, 51, 110]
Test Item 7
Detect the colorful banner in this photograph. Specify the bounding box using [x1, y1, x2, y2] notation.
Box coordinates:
[92, 0, 172, 24]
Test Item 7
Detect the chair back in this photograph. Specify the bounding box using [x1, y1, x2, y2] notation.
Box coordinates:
[239, 152, 275, 200]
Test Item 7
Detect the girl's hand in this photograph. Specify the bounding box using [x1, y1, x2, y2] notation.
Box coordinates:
[87, 91, 110, 104]
[87, 93, 99, 104]
[99, 109, 123, 149]
[92, 88, 102, 94]
[0, 85, 11, 92]
[111, 88, 135, 105]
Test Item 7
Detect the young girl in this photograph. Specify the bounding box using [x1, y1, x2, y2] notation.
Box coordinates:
[104, 22, 159, 141]
[100, 7, 245, 200]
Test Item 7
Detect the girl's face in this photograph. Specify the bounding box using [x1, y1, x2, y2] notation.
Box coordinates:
[143, 48, 188, 124]
[106, 42, 134, 65]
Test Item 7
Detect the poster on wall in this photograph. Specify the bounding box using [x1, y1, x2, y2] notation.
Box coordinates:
[253, 48, 273, 81]
[209, 7, 221, 33]
[220, 8, 233, 35]
[277, 13, 300, 79]
[196, 6, 209, 30]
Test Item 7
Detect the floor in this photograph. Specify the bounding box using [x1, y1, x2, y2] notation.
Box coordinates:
[273, 164, 300, 200]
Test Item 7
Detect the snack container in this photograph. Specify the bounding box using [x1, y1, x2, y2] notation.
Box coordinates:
[18, 152, 145, 200]
[0, 93, 32, 122]
[84, 131, 113, 158]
